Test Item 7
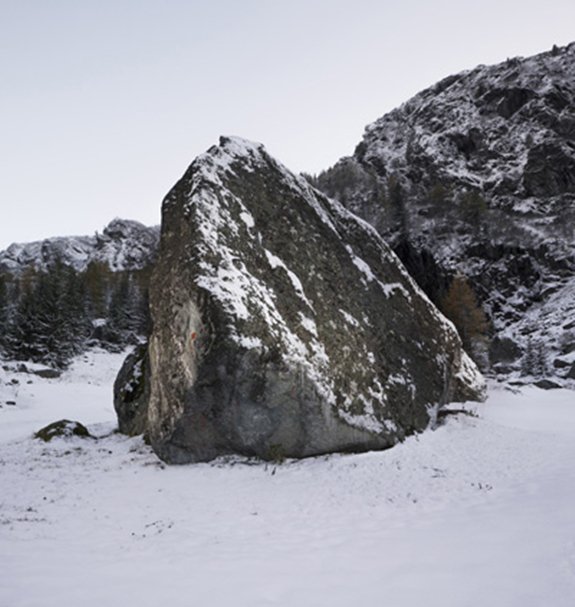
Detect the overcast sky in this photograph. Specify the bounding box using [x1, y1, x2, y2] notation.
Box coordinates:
[1, 0, 574, 249]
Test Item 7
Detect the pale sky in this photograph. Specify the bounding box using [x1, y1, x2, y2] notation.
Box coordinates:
[1, 0, 574, 249]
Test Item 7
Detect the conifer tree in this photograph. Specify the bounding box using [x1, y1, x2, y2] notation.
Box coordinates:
[388, 175, 409, 237]
[107, 272, 149, 342]
[521, 337, 548, 377]
[440, 274, 489, 365]
[5, 262, 89, 367]
[0, 274, 8, 353]
[460, 190, 488, 229]
[84, 260, 111, 318]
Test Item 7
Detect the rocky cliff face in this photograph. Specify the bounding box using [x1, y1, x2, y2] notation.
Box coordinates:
[0, 219, 159, 275]
[144, 136, 484, 464]
[315, 43, 575, 383]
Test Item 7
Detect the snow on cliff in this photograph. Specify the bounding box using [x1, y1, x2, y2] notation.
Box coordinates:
[0, 219, 160, 274]
[317, 42, 575, 384]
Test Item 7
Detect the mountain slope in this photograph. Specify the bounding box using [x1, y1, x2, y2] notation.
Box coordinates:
[0, 219, 159, 366]
[315, 42, 575, 383]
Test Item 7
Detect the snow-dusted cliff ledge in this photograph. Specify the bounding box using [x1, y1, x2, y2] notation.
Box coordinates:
[0, 219, 160, 274]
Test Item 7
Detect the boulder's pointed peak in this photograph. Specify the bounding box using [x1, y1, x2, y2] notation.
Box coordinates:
[193, 135, 269, 180]
[216, 135, 266, 158]
[174, 135, 316, 217]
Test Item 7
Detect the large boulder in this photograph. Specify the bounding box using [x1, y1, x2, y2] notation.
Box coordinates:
[145, 136, 485, 464]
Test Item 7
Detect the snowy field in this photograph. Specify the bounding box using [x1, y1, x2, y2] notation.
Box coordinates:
[1, 349, 575, 607]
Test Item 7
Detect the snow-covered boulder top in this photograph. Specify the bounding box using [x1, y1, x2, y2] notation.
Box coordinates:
[0, 219, 160, 274]
[145, 136, 485, 464]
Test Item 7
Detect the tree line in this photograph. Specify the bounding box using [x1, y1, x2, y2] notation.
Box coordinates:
[0, 260, 151, 368]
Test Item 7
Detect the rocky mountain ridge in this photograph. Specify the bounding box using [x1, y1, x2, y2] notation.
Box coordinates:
[314, 42, 575, 385]
[0, 219, 158, 367]
[0, 218, 160, 275]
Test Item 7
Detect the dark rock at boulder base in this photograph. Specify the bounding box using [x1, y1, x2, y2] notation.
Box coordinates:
[2, 363, 62, 379]
[553, 358, 571, 369]
[534, 379, 563, 390]
[566, 363, 575, 380]
[144, 137, 485, 464]
[489, 336, 522, 365]
[114, 343, 150, 436]
[32, 368, 62, 379]
[523, 142, 575, 197]
[34, 420, 93, 442]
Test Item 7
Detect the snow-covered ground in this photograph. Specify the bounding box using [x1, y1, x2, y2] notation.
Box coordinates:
[1, 350, 575, 606]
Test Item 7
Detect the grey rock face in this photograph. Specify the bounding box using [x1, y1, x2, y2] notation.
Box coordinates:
[145, 137, 485, 464]
[489, 337, 522, 365]
[523, 142, 575, 197]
